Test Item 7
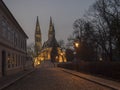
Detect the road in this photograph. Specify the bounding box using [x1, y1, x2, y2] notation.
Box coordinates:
[4, 67, 113, 90]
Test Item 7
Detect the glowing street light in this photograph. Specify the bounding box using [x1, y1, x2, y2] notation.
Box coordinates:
[75, 42, 79, 48]
[74, 40, 80, 48]
[73, 39, 80, 63]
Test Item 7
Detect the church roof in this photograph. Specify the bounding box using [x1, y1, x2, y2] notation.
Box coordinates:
[42, 37, 59, 48]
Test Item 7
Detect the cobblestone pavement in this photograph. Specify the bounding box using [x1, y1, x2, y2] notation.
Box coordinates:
[4, 68, 113, 90]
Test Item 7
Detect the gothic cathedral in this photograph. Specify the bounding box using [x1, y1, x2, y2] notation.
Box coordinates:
[34, 16, 66, 63]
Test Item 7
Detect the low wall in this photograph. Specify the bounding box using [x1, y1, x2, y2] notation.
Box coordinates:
[58, 61, 120, 81]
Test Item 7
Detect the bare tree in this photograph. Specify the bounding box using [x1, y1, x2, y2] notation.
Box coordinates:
[27, 42, 35, 57]
[51, 45, 58, 67]
[89, 0, 120, 61]
[58, 40, 65, 48]
[66, 35, 75, 49]
[73, 18, 97, 61]
[73, 18, 86, 41]
[69, 0, 120, 61]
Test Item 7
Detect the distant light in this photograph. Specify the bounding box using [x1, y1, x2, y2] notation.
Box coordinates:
[37, 61, 40, 65]
[73, 52, 76, 54]
[99, 57, 103, 61]
[8, 57, 10, 60]
[56, 56, 58, 59]
[60, 52, 63, 56]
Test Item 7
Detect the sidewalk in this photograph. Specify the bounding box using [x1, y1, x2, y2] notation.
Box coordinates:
[0, 68, 35, 90]
[59, 68, 120, 90]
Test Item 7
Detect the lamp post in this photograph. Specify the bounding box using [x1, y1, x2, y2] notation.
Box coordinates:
[74, 42, 79, 59]
[73, 39, 80, 70]
[73, 39, 80, 54]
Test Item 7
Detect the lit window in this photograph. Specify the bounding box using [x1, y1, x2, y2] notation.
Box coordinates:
[8, 53, 11, 68]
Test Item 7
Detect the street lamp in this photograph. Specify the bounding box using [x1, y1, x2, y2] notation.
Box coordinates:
[73, 39, 80, 71]
[73, 39, 80, 62]
[74, 42, 79, 48]
[74, 39, 80, 49]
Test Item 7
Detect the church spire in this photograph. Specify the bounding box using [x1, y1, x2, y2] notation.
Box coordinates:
[35, 16, 42, 56]
[35, 16, 41, 34]
[48, 16, 55, 39]
[50, 16, 52, 26]
[36, 16, 39, 24]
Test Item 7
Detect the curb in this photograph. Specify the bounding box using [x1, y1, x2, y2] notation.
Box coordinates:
[0, 69, 35, 90]
[59, 68, 120, 90]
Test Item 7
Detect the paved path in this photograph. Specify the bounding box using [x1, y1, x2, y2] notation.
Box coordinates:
[4, 67, 113, 90]
[0, 69, 35, 90]
[40, 60, 55, 68]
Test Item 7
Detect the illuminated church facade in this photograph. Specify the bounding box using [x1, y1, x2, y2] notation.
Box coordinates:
[34, 16, 66, 63]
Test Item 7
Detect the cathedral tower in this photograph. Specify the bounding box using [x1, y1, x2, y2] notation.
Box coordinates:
[35, 16, 42, 56]
[48, 16, 55, 39]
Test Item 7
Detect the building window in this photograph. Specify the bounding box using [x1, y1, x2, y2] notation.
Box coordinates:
[12, 54, 14, 67]
[20, 39, 22, 49]
[18, 55, 20, 66]
[21, 56, 23, 65]
[14, 32, 18, 47]
[2, 28, 7, 38]
[16, 54, 17, 67]
[20, 55, 22, 66]
[11, 31, 14, 45]
[7, 53, 11, 68]
[25, 40, 26, 51]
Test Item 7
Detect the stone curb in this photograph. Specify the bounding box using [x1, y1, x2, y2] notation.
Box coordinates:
[0, 69, 35, 90]
[59, 68, 120, 90]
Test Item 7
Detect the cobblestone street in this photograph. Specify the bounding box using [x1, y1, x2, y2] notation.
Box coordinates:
[1, 0, 120, 90]
[4, 67, 113, 90]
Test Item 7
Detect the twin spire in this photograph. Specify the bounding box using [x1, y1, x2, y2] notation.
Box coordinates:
[35, 16, 58, 50]
[35, 16, 54, 35]
[35, 16, 41, 34]
[35, 16, 55, 38]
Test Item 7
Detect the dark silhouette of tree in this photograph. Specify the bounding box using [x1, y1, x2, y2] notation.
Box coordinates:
[65, 49, 74, 62]
[66, 35, 74, 49]
[51, 46, 58, 67]
[69, 0, 120, 61]
[89, 0, 120, 61]
[73, 19, 97, 61]
[27, 42, 35, 57]
[58, 40, 65, 48]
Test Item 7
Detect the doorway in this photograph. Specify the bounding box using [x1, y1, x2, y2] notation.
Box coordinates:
[2, 51, 6, 76]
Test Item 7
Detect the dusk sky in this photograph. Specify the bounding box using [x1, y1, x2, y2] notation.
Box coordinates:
[3, 0, 95, 46]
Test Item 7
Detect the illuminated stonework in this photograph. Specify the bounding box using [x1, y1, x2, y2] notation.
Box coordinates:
[38, 47, 66, 62]
[34, 17, 66, 63]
